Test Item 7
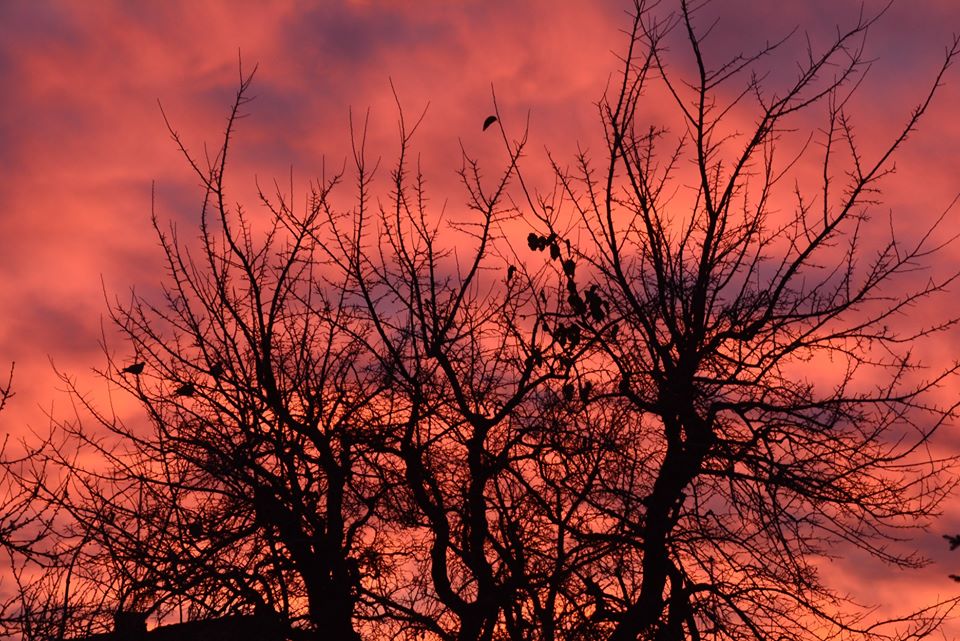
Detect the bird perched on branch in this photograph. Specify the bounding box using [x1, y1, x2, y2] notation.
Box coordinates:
[121, 362, 145, 375]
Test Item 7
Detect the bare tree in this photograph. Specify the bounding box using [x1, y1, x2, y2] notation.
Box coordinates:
[19, 2, 960, 641]
[31, 68, 405, 641]
[0, 367, 94, 641]
[523, 2, 960, 640]
[332, 92, 592, 641]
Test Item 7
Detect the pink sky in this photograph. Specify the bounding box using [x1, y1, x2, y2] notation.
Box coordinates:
[2, 0, 960, 636]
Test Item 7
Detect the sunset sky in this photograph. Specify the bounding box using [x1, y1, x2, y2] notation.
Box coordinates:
[2, 0, 960, 635]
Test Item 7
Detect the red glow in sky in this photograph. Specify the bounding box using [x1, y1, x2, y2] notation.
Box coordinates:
[2, 0, 960, 636]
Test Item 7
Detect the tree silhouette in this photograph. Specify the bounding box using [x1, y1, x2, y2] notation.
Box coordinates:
[527, 3, 960, 640]
[33, 68, 401, 640]
[0, 366, 84, 641]
[17, 2, 960, 641]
